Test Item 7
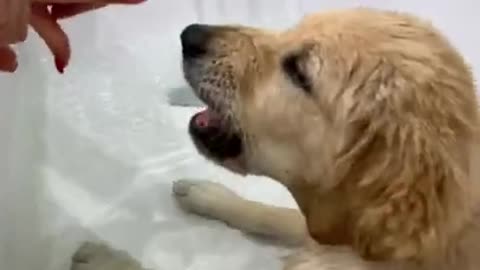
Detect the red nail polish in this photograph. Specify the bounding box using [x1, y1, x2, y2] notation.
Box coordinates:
[55, 57, 65, 74]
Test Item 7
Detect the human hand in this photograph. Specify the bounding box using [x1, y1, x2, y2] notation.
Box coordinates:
[0, 0, 29, 72]
[0, 0, 145, 73]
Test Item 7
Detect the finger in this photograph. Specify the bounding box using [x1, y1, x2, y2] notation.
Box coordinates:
[30, 4, 70, 73]
[0, 0, 17, 43]
[50, 3, 106, 19]
[34, 0, 146, 4]
[12, 0, 30, 42]
[0, 45, 18, 72]
[0, 0, 29, 44]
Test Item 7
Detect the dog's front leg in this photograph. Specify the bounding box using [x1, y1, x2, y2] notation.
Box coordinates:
[173, 179, 308, 246]
[70, 242, 148, 270]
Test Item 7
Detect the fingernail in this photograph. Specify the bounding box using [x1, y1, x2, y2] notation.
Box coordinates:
[54, 57, 65, 74]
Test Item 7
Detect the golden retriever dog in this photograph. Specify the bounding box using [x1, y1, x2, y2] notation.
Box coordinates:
[70, 7, 480, 270]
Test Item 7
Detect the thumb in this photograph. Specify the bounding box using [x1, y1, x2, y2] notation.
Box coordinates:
[0, 46, 18, 72]
[50, 3, 106, 20]
[33, 0, 146, 4]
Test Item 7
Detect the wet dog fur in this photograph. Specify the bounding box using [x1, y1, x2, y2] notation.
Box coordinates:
[71, 8, 480, 270]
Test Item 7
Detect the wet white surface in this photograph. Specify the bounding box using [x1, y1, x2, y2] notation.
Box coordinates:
[0, 1, 478, 270]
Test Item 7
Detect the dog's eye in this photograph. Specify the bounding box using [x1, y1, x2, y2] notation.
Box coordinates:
[282, 54, 312, 93]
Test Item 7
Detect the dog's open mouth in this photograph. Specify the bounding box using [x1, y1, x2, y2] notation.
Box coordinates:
[188, 106, 244, 164]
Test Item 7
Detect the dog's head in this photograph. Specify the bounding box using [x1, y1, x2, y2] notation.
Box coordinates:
[181, 8, 479, 263]
[181, 21, 337, 180]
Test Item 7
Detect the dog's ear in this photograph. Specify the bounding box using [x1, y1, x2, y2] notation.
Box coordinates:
[330, 50, 476, 262]
[281, 43, 318, 95]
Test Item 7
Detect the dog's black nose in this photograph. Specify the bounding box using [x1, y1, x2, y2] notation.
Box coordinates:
[181, 24, 212, 58]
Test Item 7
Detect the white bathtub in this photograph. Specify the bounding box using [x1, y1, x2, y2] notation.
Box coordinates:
[0, 1, 478, 270]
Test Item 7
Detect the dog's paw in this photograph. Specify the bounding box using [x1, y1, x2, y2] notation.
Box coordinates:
[70, 242, 144, 270]
[172, 179, 240, 218]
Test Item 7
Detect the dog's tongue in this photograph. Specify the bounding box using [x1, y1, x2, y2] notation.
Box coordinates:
[195, 108, 221, 128]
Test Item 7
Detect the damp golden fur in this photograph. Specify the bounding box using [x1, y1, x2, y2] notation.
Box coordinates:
[176, 7, 480, 270]
[69, 7, 480, 270]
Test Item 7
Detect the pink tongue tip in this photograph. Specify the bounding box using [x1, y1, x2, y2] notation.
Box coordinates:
[195, 109, 210, 128]
[195, 108, 222, 128]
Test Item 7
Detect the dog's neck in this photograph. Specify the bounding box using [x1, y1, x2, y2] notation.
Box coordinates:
[286, 180, 480, 270]
[287, 183, 354, 246]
